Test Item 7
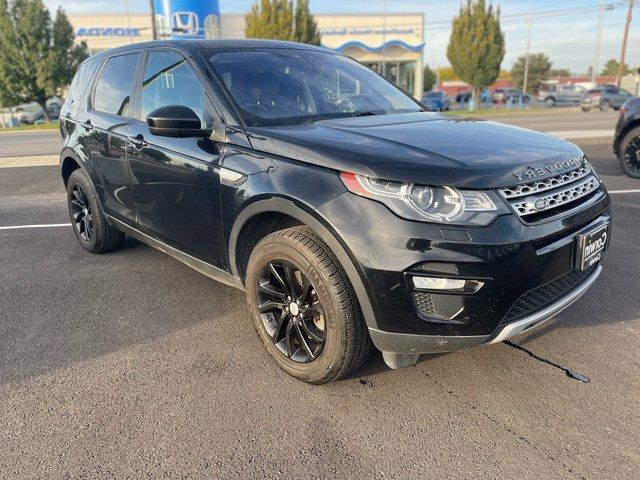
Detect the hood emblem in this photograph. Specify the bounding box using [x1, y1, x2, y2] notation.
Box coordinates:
[513, 157, 582, 182]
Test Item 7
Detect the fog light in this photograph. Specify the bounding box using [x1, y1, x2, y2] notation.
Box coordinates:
[412, 276, 483, 293]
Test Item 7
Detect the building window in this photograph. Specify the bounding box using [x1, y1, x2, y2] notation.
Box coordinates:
[362, 61, 416, 96]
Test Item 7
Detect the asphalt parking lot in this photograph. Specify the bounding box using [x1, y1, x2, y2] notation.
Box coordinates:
[1, 111, 639, 478]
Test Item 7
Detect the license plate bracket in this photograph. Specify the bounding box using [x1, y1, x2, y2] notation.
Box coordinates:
[575, 223, 609, 271]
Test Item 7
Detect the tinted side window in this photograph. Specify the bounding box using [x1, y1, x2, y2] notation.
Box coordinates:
[140, 51, 213, 127]
[93, 53, 140, 116]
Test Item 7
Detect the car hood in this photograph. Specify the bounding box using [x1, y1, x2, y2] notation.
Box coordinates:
[246, 112, 584, 188]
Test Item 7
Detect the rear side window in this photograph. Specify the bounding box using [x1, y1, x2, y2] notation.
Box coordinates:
[64, 60, 100, 117]
[93, 53, 140, 116]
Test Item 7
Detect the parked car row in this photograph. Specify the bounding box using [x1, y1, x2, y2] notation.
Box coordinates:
[423, 88, 530, 109]
[9, 97, 63, 125]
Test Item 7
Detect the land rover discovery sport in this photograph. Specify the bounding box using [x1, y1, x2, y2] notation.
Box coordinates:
[59, 40, 611, 383]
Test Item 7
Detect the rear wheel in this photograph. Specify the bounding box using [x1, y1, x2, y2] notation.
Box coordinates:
[246, 227, 372, 384]
[618, 126, 640, 179]
[66, 169, 124, 253]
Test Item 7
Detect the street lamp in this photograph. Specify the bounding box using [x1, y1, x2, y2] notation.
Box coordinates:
[522, 19, 534, 100]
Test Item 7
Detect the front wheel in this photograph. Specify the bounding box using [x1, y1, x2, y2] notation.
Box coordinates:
[246, 227, 372, 384]
[618, 126, 640, 179]
[600, 100, 611, 112]
[66, 169, 124, 253]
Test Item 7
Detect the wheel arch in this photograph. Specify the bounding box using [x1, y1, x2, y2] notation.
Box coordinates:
[615, 119, 640, 154]
[228, 197, 379, 330]
[60, 148, 85, 186]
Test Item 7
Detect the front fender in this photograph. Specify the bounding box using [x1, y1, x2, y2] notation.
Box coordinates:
[228, 196, 379, 330]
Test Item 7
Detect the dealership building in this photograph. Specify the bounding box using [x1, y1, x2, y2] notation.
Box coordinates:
[67, 2, 425, 98]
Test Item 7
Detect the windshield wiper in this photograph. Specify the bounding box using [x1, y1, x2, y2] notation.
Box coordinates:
[349, 110, 383, 117]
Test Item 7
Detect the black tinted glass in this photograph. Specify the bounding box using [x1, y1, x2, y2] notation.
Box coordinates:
[64, 60, 100, 117]
[207, 49, 421, 126]
[140, 51, 212, 127]
[93, 53, 140, 116]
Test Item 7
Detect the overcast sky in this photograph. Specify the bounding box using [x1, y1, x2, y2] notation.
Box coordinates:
[43, 0, 639, 75]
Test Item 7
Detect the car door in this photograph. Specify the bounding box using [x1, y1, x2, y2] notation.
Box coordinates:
[126, 49, 227, 268]
[82, 52, 141, 224]
[571, 86, 586, 103]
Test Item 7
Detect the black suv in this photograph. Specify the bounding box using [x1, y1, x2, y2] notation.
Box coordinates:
[613, 96, 640, 178]
[60, 41, 611, 383]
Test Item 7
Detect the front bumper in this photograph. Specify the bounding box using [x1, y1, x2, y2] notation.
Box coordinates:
[316, 188, 611, 354]
[368, 264, 601, 354]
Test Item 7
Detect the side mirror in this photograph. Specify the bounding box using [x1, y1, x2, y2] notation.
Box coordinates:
[146, 105, 210, 138]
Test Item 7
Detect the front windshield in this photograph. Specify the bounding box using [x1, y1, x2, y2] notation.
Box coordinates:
[205, 49, 422, 126]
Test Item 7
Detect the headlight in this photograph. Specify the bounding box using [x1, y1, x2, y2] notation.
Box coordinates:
[339, 172, 509, 225]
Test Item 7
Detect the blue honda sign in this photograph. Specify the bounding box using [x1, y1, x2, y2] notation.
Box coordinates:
[153, 0, 220, 39]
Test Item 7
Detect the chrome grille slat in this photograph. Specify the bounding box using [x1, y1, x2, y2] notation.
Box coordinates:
[510, 176, 600, 216]
[500, 164, 591, 199]
[498, 162, 602, 222]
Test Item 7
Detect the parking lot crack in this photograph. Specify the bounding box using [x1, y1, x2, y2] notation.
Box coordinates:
[503, 340, 591, 383]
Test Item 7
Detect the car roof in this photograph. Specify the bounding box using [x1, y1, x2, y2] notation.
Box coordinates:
[83, 39, 334, 64]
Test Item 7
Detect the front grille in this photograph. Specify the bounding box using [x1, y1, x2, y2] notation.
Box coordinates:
[498, 160, 601, 223]
[500, 266, 596, 326]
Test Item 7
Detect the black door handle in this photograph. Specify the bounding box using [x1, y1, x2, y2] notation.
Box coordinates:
[128, 134, 148, 149]
[81, 120, 93, 130]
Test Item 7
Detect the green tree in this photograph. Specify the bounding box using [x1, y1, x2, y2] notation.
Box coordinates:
[0, 0, 86, 120]
[292, 0, 320, 45]
[510, 52, 551, 93]
[245, 0, 293, 41]
[601, 58, 629, 76]
[550, 68, 571, 77]
[423, 63, 436, 92]
[447, 0, 505, 104]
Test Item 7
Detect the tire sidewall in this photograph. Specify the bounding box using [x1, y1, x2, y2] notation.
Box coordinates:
[67, 169, 103, 251]
[246, 237, 347, 383]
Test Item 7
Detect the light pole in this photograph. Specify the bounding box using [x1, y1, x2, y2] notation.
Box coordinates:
[616, 0, 636, 86]
[148, 0, 157, 41]
[592, 1, 605, 87]
[522, 19, 533, 99]
[381, 0, 387, 78]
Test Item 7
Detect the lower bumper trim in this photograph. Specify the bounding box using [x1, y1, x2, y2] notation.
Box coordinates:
[370, 265, 602, 355]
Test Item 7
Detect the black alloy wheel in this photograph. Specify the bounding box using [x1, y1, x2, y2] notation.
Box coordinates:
[621, 130, 640, 178]
[70, 184, 94, 242]
[66, 169, 125, 253]
[246, 227, 372, 383]
[257, 259, 326, 363]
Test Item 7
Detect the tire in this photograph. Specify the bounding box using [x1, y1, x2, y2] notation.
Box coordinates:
[545, 97, 555, 106]
[600, 100, 611, 112]
[66, 169, 125, 253]
[581, 106, 591, 112]
[618, 126, 640, 179]
[246, 226, 372, 384]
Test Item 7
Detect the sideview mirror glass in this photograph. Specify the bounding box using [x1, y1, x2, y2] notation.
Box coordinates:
[146, 105, 208, 138]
